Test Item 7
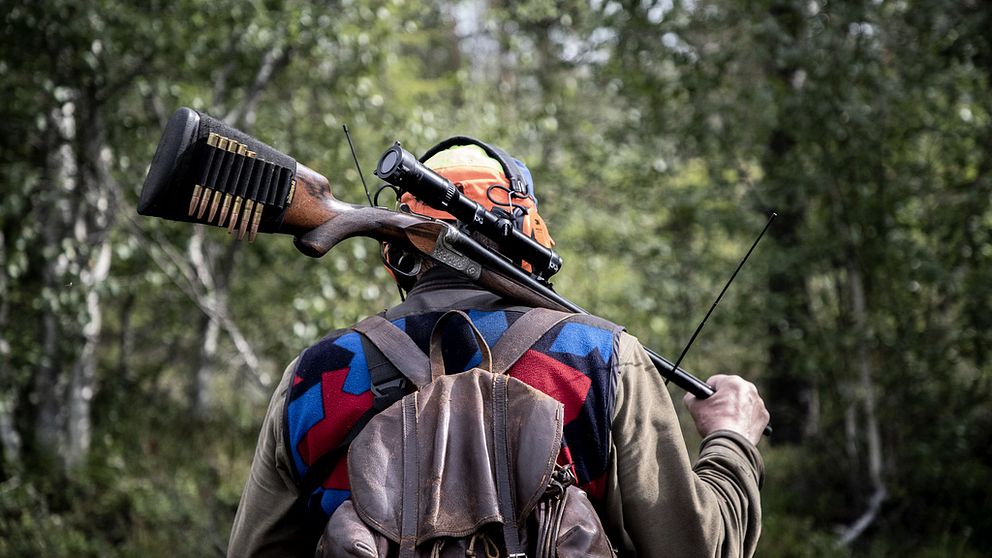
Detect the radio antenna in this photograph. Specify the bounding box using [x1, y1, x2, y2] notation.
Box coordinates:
[343, 124, 374, 206]
[669, 212, 777, 378]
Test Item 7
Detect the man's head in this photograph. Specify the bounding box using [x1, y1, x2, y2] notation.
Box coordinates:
[400, 140, 554, 253]
[382, 137, 555, 289]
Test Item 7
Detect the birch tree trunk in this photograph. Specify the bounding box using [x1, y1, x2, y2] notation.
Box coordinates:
[187, 227, 227, 417]
[63, 105, 117, 469]
[0, 231, 22, 471]
[65, 241, 111, 469]
[33, 103, 76, 461]
[838, 262, 887, 546]
[26, 90, 118, 470]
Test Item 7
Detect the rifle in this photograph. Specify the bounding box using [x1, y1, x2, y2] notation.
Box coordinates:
[139, 107, 715, 398]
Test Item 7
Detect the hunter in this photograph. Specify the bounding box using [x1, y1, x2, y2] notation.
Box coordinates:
[228, 138, 769, 557]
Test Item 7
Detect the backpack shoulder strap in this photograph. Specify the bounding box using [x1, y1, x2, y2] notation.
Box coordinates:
[298, 315, 428, 495]
[491, 307, 574, 374]
[352, 314, 431, 390]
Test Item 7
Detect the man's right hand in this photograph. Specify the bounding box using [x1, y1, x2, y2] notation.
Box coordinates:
[683, 374, 770, 445]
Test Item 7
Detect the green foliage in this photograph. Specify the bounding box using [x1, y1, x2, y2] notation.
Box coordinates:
[0, 404, 253, 557]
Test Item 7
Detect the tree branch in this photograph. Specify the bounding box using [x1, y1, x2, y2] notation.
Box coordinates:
[126, 213, 269, 392]
[113, 174, 270, 393]
[224, 42, 294, 130]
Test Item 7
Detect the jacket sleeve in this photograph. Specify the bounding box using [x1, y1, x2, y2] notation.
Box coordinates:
[600, 333, 764, 558]
[227, 356, 318, 558]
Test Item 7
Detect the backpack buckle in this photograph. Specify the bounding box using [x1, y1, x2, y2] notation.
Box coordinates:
[371, 376, 408, 398]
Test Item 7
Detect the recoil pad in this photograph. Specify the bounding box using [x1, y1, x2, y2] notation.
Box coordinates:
[138, 107, 297, 235]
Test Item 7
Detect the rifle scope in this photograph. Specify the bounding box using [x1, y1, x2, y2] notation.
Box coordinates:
[374, 142, 563, 280]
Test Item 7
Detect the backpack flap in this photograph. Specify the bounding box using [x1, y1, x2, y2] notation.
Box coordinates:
[346, 369, 565, 546]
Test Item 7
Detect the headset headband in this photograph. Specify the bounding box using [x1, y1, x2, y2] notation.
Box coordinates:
[418, 136, 530, 196]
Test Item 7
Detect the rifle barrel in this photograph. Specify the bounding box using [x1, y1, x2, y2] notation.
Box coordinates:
[440, 226, 715, 398]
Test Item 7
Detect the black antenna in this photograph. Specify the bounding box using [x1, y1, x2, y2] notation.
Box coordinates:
[343, 124, 374, 206]
[670, 212, 777, 378]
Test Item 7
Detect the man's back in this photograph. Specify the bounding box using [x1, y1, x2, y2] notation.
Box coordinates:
[287, 271, 621, 518]
[228, 269, 764, 557]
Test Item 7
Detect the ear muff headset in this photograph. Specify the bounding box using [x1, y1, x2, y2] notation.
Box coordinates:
[418, 135, 532, 197]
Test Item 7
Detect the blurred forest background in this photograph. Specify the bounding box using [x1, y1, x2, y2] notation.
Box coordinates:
[1, 0, 990, 556]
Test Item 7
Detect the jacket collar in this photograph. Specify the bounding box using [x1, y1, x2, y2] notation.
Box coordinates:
[385, 268, 506, 319]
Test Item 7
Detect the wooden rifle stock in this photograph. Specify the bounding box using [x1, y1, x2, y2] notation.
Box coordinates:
[139, 107, 715, 399]
[288, 164, 428, 256]
[137, 107, 424, 256]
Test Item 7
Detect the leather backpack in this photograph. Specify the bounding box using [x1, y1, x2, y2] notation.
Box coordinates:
[315, 308, 616, 558]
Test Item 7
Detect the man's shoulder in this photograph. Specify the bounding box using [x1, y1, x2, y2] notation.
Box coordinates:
[295, 326, 368, 377]
[294, 307, 623, 372]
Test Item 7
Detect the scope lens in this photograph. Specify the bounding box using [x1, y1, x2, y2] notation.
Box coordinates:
[378, 150, 399, 175]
